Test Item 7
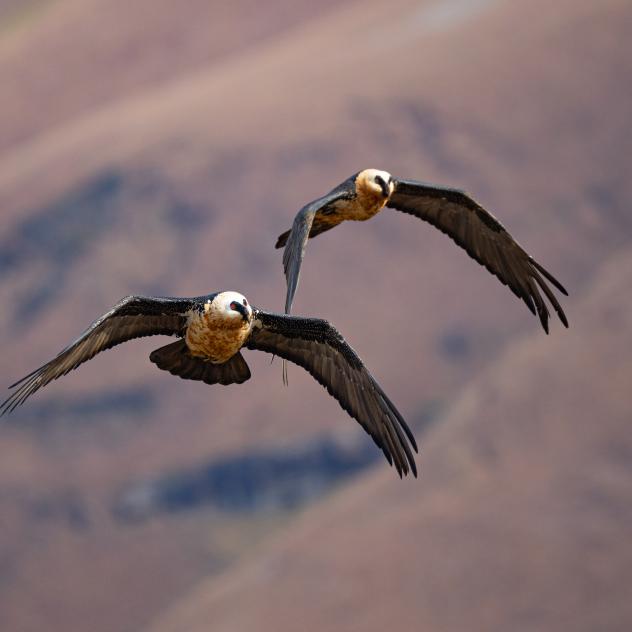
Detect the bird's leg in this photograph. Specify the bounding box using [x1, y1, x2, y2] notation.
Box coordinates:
[282, 359, 289, 387]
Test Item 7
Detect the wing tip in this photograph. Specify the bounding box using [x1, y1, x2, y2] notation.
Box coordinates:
[408, 459, 418, 478]
[538, 308, 570, 332]
[393, 453, 418, 479]
[558, 309, 569, 328]
[8, 367, 41, 389]
[529, 257, 569, 296]
[410, 434, 419, 454]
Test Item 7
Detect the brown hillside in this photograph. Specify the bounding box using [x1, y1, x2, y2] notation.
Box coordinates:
[0, 0, 630, 631]
[146, 248, 632, 632]
[0, 0, 345, 153]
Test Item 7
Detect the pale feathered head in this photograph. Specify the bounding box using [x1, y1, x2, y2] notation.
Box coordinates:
[356, 168, 393, 198]
[210, 291, 253, 323]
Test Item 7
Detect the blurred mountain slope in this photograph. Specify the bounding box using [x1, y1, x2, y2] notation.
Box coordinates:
[146, 246, 632, 632]
[0, 0, 630, 631]
[0, 0, 345, 153]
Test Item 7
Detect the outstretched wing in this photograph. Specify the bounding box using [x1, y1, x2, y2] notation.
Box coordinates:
[247, 310, 418, 477]
[276, 187, 353, 314]
[1, 295, 199, 414]
[388, 179, 568, 333]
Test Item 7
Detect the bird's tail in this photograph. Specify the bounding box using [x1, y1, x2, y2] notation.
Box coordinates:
[149, 340, 251, 385]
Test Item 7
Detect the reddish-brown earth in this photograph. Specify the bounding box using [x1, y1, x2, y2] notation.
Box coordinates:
[147, 247, 632, 632]
[0, 0, 630, 630]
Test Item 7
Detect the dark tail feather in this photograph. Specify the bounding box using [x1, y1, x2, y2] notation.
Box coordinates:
[149, 340, 251, 386]
[275, 229, 291, 249]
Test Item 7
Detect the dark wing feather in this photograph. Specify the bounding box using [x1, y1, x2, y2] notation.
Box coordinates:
[247, 310, 418, 477]
[388, 179, 568, 332]
[1, 295, 199, 414]
[277, 188, 353, 314]
[275, 217, 340, 249]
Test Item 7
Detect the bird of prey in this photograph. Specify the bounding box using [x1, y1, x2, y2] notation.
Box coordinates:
[276, 169, 568, 331]
[0, 291, 417, 477]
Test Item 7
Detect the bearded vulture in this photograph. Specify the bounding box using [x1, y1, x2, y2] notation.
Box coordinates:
[1, 291, 417, 477]
[276, 169, 568, 332]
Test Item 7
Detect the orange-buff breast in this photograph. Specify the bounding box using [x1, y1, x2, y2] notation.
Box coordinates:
[185, 312, 251, 363]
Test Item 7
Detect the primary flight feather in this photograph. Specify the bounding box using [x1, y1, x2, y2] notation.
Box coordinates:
[276, 168, 568, 332]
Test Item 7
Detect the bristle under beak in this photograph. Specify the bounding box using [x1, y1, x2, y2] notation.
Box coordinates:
[232, 302, 251, 323]
[377, 176, 390, 198]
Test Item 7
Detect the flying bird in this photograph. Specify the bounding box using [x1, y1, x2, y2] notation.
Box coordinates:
[276, 169, 568, 331]
[0, 291, 417, 477]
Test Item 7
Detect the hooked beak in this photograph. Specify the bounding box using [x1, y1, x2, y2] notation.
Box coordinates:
[232, 302, 251, 323]
[378, 176, 391, 198]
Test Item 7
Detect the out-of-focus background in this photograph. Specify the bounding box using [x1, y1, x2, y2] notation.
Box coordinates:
[0, 0, 630, 630]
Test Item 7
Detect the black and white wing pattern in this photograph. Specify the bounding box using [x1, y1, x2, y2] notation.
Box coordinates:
[387, 179, 568, 332]
[247, 309, 418, 477]
[275, 184, 354, 314]
[1, 295, 200, 414]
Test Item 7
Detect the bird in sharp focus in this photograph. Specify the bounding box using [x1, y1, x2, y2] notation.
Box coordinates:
[275, 169, 569, 332]
[1, 291, 417, 477]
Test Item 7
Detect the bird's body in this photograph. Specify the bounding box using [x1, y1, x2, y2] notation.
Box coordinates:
[325, 170, 392, 222]
[185, 292, 253, 363]
[1, 291, 417, 477]
[275, 170, 393, 248]
[276, 168, 569, 333]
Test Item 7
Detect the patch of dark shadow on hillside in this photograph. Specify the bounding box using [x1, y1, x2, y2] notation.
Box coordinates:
[438, 326, 471, 361]
[0, 171, 123, 279]
[3, 386, 155, 433]
[22, 488, 91, 531]
[113, 437, 380, 522]
[113, 403, 442, 523]
[1, 169, 210, 328]
[585, 175, 632, 236]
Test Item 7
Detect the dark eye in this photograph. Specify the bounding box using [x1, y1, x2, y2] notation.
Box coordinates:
[229, 301, 238, 311]
[375, 175, 384, 185]
[243, 299, 248, 307]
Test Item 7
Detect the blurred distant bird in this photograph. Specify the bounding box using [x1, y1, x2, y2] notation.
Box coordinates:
[1, 291, 417, 477]
[276, 169, 568, 331]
